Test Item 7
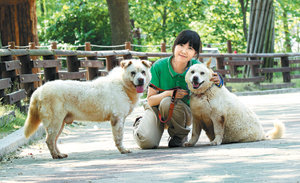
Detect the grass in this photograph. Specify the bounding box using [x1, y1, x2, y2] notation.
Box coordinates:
[0, 105, 27, 139]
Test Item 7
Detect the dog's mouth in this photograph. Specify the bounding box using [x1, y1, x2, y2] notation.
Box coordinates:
[192, 81, 204, 89]
[134, 78, 145, 93]
[135, 84, 144, 93]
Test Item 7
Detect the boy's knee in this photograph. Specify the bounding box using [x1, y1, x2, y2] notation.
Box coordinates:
[159, 97, 172, 111]
[134, 131, 158, 149]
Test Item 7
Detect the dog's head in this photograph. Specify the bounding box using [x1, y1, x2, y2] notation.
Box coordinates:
[185, 59, 214, 94]
[120, 59, 152, 93]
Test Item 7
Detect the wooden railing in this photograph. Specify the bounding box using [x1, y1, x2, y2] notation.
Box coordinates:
[0, 46, 300, 110]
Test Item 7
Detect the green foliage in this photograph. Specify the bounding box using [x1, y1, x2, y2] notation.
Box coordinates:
[0, 105, 26, 138]
[274, 0, 300, 52]
[36, 0, 299, 53]
[38, 0, 111, 49]
[129, 0, 206, 48]
[191, 1, 247, 53]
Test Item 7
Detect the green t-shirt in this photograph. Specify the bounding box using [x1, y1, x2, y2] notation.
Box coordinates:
[150, 56, 201, 106]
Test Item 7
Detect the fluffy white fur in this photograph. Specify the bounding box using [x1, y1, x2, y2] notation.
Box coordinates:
[184, 60, 285, 147]
[24, 59, 152, 159]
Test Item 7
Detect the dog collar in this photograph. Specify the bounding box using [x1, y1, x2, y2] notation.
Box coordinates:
[192, 83, 215, 98]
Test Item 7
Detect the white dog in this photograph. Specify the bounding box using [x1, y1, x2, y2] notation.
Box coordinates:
[184, 60, 285, 147]
[24, 59, 152, 159]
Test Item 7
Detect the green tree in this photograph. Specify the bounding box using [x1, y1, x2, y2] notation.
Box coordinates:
[38, 0, 111, 48]
[275, 0, 300, 52]
[190, 1, 247, 53]
[36, 0, 299, 54]
[129, 0, 206, 50]
[238, 0, 250, 41]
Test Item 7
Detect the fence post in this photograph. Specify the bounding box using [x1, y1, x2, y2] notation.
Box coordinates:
[8, 42, 15, 48]
[43, 55, 57, 82]
[8, 42, 19, 76]
[123, 54, 133, 60]
[123, 41, 133, 59]
[227, 40, 235, 76]
[19, 52, 35, 98]
[8, 41, 16, 59]
[216, 57, 225, 70]
[29, 42, 42, 88]
[51, 42, 59, 72]
[106, 56, 118, 71]
[125, 42, 132, 50]
[51, 42, 58, 59]
[1, 55, 18, 92]
[66, 56, 80, 73]
[251, 57, 261, 85]
[161, 43, 166, 52]
[199, 40, 203, 62]
[85, 42, 98, 80]
[281, 56, 291, 82]
[227, 40, 232, 56]
[216, 57, 225, 78]
[1, 54, 21, 108]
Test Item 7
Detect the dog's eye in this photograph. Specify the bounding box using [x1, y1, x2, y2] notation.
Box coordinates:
[191, 70, 195, 74]
[131, 71, 136, 76]
[141, 70, 146, 75]
[200, 72, 205, 75]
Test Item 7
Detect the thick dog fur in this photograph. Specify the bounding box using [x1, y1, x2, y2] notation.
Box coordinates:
[184, 60, 285, 147]
[24, 59, 152, 159]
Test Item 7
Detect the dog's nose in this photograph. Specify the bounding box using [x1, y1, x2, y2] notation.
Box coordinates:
[137, 78, 144, 86]
[192, 76, 198, 83]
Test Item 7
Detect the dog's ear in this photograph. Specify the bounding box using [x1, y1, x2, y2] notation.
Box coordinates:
[206, 57, 212, 68]
[120, 60, 132, 68]
[141, 60, 152, 68]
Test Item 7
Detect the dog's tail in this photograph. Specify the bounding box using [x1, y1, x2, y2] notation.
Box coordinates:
[265, 120, 285, 139]
[24, 92, 41, 138]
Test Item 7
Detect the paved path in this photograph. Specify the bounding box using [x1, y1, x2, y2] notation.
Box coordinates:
[0, 92, 300, 183]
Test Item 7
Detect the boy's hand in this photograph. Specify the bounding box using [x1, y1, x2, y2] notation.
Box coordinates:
[174, 89, 188, 99]
[210, 73, 220, 85]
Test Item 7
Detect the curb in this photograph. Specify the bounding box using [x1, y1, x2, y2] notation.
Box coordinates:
[0, 125, 45, 159]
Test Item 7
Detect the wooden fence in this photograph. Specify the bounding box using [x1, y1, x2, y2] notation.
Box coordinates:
[0, 43, 300, 110]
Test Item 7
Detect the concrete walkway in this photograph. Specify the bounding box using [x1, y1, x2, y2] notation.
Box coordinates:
[0, 91, 300, 183]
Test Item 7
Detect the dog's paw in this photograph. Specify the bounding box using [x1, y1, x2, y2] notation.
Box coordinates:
[120, 149, 132, 154]
[52, 153, 68, 159]
[184, 142, 194, 147]
[210, 140, 222, 146]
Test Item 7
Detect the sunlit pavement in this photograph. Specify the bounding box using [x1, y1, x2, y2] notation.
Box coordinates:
[0, 92, 299, 183]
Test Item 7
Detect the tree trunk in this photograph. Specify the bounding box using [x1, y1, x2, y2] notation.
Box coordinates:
[0, 0, 38, 46]
[0, 32, 2, 48]
[246, 0, 275, 81]
[239, 0, 249, 41]
[106, 0, 132, 46]
[283, 11, 292, 52]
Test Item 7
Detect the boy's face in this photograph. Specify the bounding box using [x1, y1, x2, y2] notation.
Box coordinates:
[173, 42, 197, 63]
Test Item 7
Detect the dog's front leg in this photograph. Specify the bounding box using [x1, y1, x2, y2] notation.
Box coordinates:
[184, 118, 202, 147]
[110, 116, 131, 154]
[210, 115, 225, 146]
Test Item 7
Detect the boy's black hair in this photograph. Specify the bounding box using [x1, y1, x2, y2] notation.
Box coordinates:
[172, 30, 201, 58]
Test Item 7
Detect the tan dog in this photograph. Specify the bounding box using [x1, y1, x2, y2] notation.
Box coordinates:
[24, 59, 152, 159]
[184, 60, 285, 147]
